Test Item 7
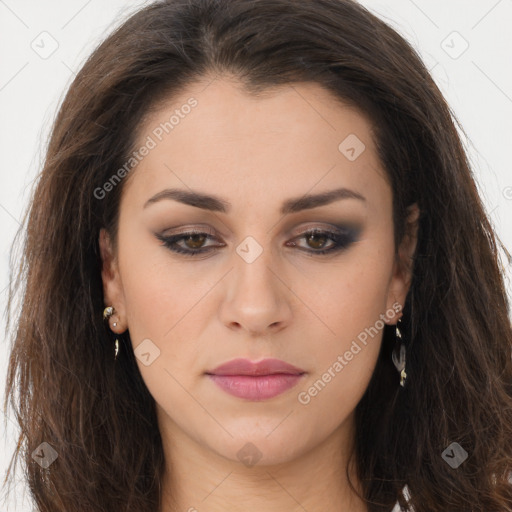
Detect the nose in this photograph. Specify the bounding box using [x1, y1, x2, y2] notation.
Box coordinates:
[218, 247, 293, 337]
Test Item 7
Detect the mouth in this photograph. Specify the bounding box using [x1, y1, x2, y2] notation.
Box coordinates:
[205, 358, 306, 401]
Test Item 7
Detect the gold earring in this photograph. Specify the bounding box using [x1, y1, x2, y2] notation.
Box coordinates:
[103, 306, 120, 361]
[103, 306, 115, 320]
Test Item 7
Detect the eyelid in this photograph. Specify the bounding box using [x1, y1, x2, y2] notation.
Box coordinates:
[160, 225, 218, 237]
[289, 222, 357, 237]
[159, 221, 359, 239]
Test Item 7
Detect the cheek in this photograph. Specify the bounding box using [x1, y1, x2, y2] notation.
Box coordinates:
[116, 227, 218, 407]
[116, 236, 207, 410]
[299, 240, 394, 347]
[294, 238, 395, 402]
[117, 225, 203, 342]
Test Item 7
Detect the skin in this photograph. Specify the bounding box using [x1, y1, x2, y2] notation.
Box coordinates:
[100, 74, 419, 512]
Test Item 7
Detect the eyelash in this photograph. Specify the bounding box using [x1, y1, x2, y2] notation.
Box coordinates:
[155, 227, 358, 257]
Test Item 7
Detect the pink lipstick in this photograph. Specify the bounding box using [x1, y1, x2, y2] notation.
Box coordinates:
[206, 358, 306, 401]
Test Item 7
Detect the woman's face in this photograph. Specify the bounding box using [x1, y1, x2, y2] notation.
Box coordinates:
[100, 76, 417, 467]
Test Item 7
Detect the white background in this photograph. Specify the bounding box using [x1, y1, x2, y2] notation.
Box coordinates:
[1, 1, 511, 510]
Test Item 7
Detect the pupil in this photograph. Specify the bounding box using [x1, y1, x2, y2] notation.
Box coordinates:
[308, 233, 326, 249]
[187, 234, 205, 248]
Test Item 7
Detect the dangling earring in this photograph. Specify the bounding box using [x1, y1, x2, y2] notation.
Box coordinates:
[392, 317, 407, 387]
[103, 306, 120, 361]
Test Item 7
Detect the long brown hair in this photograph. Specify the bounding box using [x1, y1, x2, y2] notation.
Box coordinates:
[4, 0, 512, 510]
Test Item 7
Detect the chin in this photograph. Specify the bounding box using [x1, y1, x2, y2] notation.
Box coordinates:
[208, 428, 312, 468]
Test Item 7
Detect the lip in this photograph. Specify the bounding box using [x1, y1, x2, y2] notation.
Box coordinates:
[206, 358, 306, 401]
[207, 357, 306, 376]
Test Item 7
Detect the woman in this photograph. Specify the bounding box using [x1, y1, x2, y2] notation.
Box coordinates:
[4, 0, 512, 511]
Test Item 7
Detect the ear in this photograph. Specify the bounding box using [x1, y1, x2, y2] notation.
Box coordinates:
[99, 228, 127, 332]
[385, 203, 420, 323]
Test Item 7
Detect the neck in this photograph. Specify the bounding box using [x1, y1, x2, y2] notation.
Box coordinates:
[158, 412, 368, 512]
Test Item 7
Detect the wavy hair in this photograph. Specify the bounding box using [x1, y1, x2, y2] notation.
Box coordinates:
[4, 0, 512, 511]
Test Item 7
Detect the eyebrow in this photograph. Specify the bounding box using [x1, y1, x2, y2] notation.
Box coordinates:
[143, 187, 366, 215]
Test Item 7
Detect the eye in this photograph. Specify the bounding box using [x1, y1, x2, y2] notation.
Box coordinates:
[156, 230, 223, 257]
[155, 226, 359, 258]
[286, 227, 359, 255]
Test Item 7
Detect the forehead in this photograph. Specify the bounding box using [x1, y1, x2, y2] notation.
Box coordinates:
[122, 76, 390, 216]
